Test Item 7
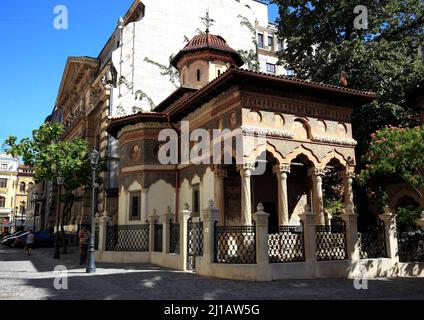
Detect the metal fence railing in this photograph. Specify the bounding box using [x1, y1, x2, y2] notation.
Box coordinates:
[105, 224, 149, 252]
[268, 223, 305, 263]
[214, 223, 256, 264]
[154, 223, 163, 252]
[169, 221, 180, 254]
[398, 229, 424, 262]
[358, 222, 387, 259]
[316, 222, 347, 261]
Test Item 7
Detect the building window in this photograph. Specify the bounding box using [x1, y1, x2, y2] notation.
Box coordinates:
[20, 182, 26, 192]
[0, 178, 7, 188]
[278, 40, 285, 52]
[1, 163, 7, 170]
[258, 33, 264, 48]
[129, 191, 141, 220]
[266, 63, 276, 75]
[218, 69, 221, 77]
[268, 35, 274, 50]
[192, 184, 200, 217]
[286, 69, 295, 76]
[0, 196, 5, 208]
[196, 69, 201, 82]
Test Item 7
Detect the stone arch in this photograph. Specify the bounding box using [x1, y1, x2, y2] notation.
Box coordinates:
[320, 150, 349, 168]
[247, 141, 285, 165]
[285, 145, 320, 167]
[293, 118, 311, 140]
[389, 188, 424, 213]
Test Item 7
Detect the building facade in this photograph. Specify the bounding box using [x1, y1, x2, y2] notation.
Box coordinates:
[50, 0, 288, 230]
[0, 154, 19, 229]
[14, 165, 34, 226]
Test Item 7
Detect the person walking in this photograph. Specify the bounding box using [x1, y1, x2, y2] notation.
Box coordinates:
[25, 230, 35, 256]
[78, 226, 90, 265]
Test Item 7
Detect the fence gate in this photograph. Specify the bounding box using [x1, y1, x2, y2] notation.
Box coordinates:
[187, 218, 203, 271]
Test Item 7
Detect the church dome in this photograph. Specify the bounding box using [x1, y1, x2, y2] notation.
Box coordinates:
[171, 33, 244, 69]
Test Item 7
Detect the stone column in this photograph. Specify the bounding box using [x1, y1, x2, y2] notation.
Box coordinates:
[180, 204, 192, 270]
[253, 203, 270, 268]
[299, 205, 317, 263]
[310, 168, 325, 225]
[148, 209, 159, 252]
[141, 188, 149, 224]
[273, 164, 291, 226]
[238, 162, 255, 226]
[201, 200, 218, 264]
[96, 213, 111, 251]
[213, 166, 227, 226]
[343, 170, 355, 214]
[379, 207, 399, 263]
[162, 206, 174, 254]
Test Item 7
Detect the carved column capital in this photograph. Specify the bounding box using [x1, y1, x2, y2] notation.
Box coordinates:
[273, 164, 291, 176]
[213, 165, 228, 178]
[237, 162, 256, 177]
[344, 170, 356, 180]
[308, 167, 325, 178]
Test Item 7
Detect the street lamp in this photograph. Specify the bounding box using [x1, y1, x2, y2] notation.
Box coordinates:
[20, 201, 25, 231]
[86, 148, 99, 273]
[33, 191, 39, 232]
[53, 176, 63, 259]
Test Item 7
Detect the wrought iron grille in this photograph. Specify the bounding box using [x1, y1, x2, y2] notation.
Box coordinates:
[214, 222, 256, 264]
[268, 223, 305, 263]
[316, 222, 347, 261]
[187, 219, 203, 271]
[398, 230, 424, 262]
[170, 221, 180, 254]
[94, 224, 99, 251]
[358, 222, 387, 259]
[105, 224, 149, 252]
[154, 223, 163, 252]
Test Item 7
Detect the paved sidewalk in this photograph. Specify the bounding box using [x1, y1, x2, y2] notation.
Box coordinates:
[1, 246, 424, 300]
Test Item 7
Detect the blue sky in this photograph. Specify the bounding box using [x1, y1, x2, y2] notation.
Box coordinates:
[0, 1, 278, 148]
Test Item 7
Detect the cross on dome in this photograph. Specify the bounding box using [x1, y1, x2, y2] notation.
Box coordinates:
[200, 9, 215, 34]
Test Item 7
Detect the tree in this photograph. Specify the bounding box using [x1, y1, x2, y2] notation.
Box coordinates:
[358, 125, 424, 198]
[272, 0, 424, 154]
[3, 122, 105, 254]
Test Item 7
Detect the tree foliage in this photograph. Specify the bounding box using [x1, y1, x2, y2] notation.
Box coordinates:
[272, 0, 424, 155]
[358, 125, 424, 197]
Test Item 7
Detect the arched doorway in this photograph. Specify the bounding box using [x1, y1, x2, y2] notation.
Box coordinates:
[287, 155, 313, 224]
[223, 162, 241, 226]
[251, 152, 279, 229]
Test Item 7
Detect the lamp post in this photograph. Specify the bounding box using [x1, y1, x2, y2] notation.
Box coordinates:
[86, 148, 99, 273]
[33, 191, 39, 232]
[20, 201, 25, 231]
[53, 176, 63, 259]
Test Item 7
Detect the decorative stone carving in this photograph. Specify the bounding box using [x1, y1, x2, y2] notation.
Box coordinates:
[337, 123, 348, 136]
[317, 120, 327, 133]
[240, 125, 294, 139]
[248, 110, 262, 125]
[311, 135, 357, 146]
[274, 113, 285, 128]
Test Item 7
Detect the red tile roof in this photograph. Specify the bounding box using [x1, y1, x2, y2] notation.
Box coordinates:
[171, 33, 244, 68]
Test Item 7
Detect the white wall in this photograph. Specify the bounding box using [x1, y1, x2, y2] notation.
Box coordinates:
[110, 0, 269, 115]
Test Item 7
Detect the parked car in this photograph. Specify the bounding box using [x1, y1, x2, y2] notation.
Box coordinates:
[13, 232, 55, 248]
[1, 231, 30, 247]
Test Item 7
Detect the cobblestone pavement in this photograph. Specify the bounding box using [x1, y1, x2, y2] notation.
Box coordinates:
[1, 246, 424, 300]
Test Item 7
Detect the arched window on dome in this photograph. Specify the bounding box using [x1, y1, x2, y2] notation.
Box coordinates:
[197, 69, 201, 82]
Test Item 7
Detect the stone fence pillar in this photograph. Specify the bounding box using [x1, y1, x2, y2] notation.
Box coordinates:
[342, 207, 359, 261]
[148, 209, 159, 252]
[95, 214, 111, 252]
[300, 205, 317, 262]
[201, 200, 218, 264]
[379, 207, 399, 263]
[180, 204, 192, 270]
[162, 206, 174, 254]
[253, 203, 270, 269]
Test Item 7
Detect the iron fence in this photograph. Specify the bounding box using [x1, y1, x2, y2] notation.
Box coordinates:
[170, 221, 180, 254]
[94, 224, 99, 251]
[214, 223, 256, 264]
[316, 222, 347, 261]
[187, 219, 203, 270]
[154, 223, 163, 252]
[105, 224, 149, 252]
[268, 223, 305, 263]
[358, 222, 387, 259]
[398, 230, 424, 262]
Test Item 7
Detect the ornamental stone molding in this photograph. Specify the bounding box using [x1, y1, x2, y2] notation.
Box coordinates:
[118, 122, 171, 139]
[311, 135, 357, 146]
[240, 125, 294, 139]
[272, 164, 291, 175]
